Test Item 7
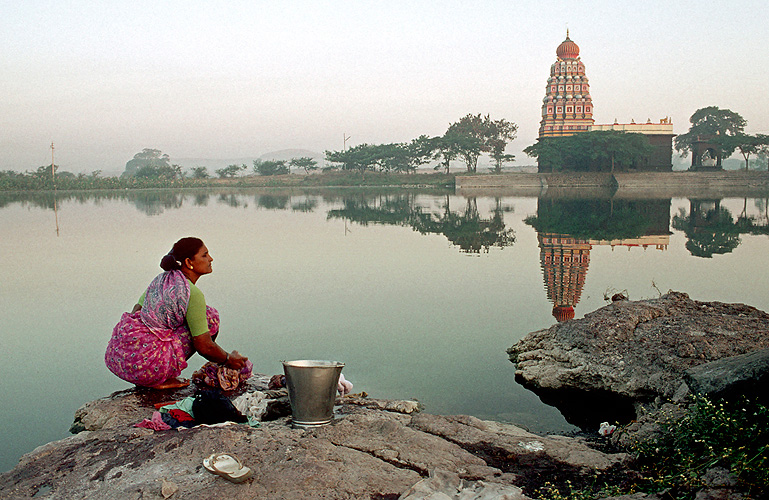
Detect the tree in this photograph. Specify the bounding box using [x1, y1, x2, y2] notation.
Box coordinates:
[757, 134, 769, 171]
[190, 166, 210, 179]
[289, 157, 319, 174]
[135, 162, 178, 180]
[33, 164, 58, 178]
[524, 138, 564, 172]
[373, 143, 411, 173]
[674, 106, 747, 159]
[445, 114, 518, 173]
[727, 133, 769, 171]
[253, 159, 288, 176]
[589, 131, 653, 172]
[406, 135, 437, 173]
[325, 144, 379, 174]
[445, 114, 486, 173]
[486, 118, 518, 173]
[122, 148, 171, 178]
[433, 133, 462, 174]
[216, 164, 247, 178]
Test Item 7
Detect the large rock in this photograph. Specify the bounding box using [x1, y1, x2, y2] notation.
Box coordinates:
[0, 384, 630, 500]
[684, 348, 769, 403]
[508, 292, 769, 427]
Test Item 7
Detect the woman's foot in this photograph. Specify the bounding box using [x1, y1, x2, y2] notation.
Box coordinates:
[151, 377, 190, 390]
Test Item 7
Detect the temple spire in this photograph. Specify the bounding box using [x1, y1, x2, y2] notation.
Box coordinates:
[538, 33, 594, 138]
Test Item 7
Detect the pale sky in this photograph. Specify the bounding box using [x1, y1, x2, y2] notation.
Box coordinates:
[2, 0, 767, 173]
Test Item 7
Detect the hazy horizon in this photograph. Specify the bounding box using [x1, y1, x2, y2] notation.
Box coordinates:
[3, 1, 768, 174]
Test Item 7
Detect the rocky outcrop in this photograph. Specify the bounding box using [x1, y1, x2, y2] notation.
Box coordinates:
[508, 292, 769, 427]
[684, 347, 769, 403]
[0, 378, 629, 500]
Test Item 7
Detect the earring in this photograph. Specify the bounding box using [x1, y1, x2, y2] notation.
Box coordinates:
[189, 266, 193, 270]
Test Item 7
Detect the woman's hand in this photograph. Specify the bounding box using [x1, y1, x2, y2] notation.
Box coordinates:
[225, 350, 248, 370]
[192, 333, 247, 369]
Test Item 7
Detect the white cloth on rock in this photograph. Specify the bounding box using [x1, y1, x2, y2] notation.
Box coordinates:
[233, 391, 269, 422]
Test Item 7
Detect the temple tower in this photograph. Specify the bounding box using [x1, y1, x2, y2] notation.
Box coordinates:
[538, 31, 594, 138]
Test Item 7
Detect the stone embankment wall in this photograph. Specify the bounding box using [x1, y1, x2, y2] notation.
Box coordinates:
[456, 171, 769, 198]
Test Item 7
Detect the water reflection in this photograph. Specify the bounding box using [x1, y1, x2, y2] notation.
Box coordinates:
[4, 188, 768, 260]
[672, 199, 769, 258]
[256, 194, 289, 210]
[4, 189, 769, 311]
[526, 199, 672, 321]
[326, 193, 516, 253]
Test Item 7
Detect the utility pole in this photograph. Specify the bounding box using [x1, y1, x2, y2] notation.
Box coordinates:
[51, 142, 60, 236]
[343, 134, 351, 151]
[50, 142, 56, 185]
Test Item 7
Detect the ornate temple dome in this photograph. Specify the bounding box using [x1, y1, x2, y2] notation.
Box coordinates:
[556, 31, 580, 60]
[538, 30, 593, 138]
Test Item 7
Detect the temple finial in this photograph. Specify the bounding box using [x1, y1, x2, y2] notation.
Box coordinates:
[566, 27, 570, 39]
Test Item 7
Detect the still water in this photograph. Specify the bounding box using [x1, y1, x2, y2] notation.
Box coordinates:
[2, 188, 768, 472]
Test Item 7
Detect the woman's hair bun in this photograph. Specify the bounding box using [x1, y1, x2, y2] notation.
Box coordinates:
[159, 253, 182, 271]
[160, 237, 204, 271]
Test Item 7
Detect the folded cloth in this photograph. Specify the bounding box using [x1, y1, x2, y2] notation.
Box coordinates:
[135, 411, 172, 431]
[337, 373, 353, 396]
[160, 412, 197, 429]
[159, 396, 196, 417]
[168, 409, 194, 422]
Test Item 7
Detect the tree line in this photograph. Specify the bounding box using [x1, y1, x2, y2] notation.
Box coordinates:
[325, 114, 517, 174]
[5, 105, 767, 192]
[94, 114, 517, 183]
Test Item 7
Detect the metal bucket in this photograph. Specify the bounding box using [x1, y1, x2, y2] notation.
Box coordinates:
[282, 360, 344, 429]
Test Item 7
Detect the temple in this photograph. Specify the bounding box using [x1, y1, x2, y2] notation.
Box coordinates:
[537, 31, 675, 171]
[538, 30, 594, 138]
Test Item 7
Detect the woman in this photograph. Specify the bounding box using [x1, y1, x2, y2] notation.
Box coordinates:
[105, 237, 248, 389]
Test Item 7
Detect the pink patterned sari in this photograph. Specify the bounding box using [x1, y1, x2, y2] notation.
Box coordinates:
[105, 270, 220, 387]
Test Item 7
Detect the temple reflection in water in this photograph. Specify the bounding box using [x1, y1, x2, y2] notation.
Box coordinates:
[530, 198, 673, 321]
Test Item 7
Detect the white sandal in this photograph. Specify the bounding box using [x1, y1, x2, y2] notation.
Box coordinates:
[203, 453, 253, 483]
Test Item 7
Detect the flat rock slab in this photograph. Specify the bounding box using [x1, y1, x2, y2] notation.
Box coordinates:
[508, 292, 769, 404]
[684, 347, 769, 401]
[0, 384, 628, 499]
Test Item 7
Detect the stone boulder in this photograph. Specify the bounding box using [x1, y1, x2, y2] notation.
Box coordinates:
[684, 348, 769, 403]
[507, 292, 769, 427]
[0, 383, 630, 500]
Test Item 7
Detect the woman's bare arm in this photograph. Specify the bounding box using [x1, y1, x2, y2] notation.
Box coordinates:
[192, 333, 248, 370]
